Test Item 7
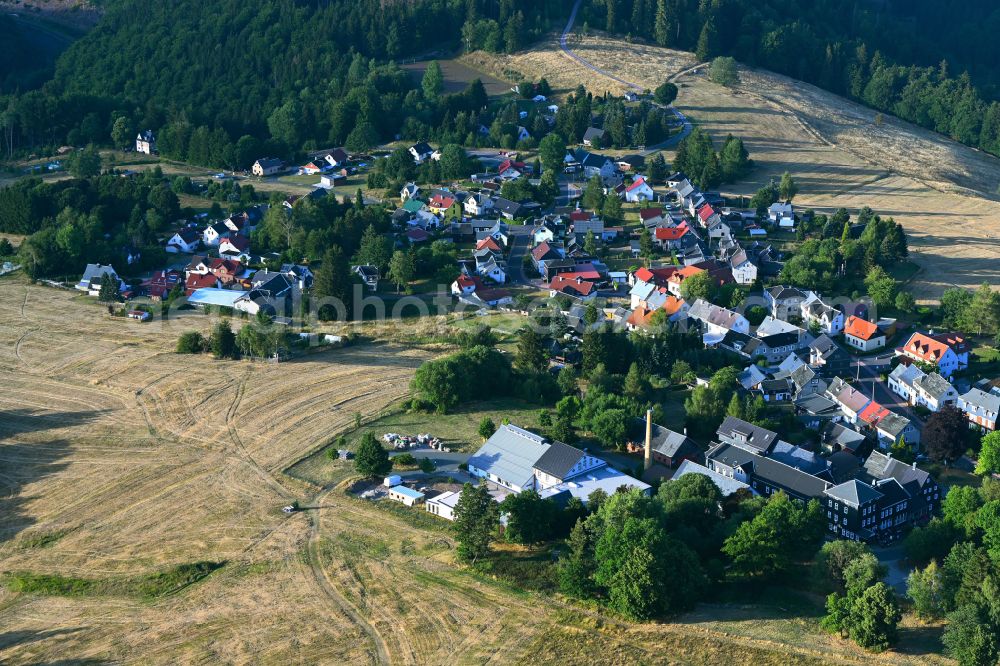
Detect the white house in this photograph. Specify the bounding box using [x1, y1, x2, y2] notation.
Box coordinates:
[464, 193, 494, 216]
[202, 222, 229, 247]
[768, 202, 794, 227]
[896, 332, 965, 378]
[532, 224, 556, 245]
[166, 228, 200, 254]
[687, 299, 750, 344]
[467, 424, 650, 500]
[888, 364, 958, 412]
[623, 177, 654, 202]
[728, 249, 758, 285]
[409, 142, 438, 164]
[426, 490, 460, 521]
[844, 316, 885, 352]
[76, 263, 126, 296]
[135, 130, 156, 154]
[387, 485, 425, 507]
[218, 235, 251, 261]
[801, 294, 845, 336]
[252, 158, 284, 177]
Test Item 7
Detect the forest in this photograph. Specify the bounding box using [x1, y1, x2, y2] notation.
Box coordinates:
[579, 0, 1000, 158]
[0, 0, 570, 164]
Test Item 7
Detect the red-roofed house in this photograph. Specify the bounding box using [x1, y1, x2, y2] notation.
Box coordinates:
[143, 269, 183, 300]
[428, 194, 457, 214]
[451, 274, 483, 296]
[896, 331, 967, 377]
[632, 266, 679, 288]
[185, 272, 220, 296]
[569, 210, 592, 223]
[209, 258, 242, 285]
[667, 264, 705, 298]
[531, 241, 563, 265]
[653, 223, 690, 250]
[697, 204, 720, 227]
[476, 236, 503, 253]
[844, 316, 885, 352]
[219, 234, 251, 260]
[498, 160, 526, 179]
[549, 275, 596, 301]
[639, 207, 664, 224]
[624, 177, 654, 202]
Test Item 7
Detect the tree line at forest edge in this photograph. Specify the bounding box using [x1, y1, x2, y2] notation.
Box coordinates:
[579, 0, 1000, 160]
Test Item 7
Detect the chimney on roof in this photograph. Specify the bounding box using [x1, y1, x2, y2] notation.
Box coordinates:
[644, 410, 653, 471]
[912, 460, 917, 469]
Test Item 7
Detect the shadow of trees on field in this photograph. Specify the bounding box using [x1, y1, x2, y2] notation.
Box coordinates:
[0, 408, 106, 545]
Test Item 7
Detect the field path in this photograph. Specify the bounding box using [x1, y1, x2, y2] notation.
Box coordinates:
[306, 488, 390, 666]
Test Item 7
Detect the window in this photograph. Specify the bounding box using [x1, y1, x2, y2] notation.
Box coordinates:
[842, 516, 847, 525]
[843, 505, 848, 514]
[827, 510, 832, 518]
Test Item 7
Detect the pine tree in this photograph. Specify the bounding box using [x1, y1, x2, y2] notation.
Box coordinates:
[654, 0, 670, 46]
[354, 432, 392, 478]
[696, 17, 719, 62]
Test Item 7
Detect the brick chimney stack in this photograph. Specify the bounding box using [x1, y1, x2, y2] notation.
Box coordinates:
[644, 409, 653, 471]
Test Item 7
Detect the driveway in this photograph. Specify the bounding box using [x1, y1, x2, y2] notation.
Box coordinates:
[506, 226, 535, 285]
[872, 543, 910, 595]
[389, 447, 471, 481]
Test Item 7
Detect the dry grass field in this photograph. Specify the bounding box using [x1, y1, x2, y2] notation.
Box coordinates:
[464, 33, 1000, 302]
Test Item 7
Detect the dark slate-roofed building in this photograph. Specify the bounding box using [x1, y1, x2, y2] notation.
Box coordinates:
[823, 479, 883, 542]
[626, 418, 699, 468]
[862, 451, 941, 524]
[717, 416, 779, 453]
[705, 442, 831, 501]
[809, 334, 851, 377]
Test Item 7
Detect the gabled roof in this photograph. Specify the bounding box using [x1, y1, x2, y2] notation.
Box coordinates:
[429, 194, 457, 209]
[697, 204, 717, 223]
[582, 127, 606, 142]
[707, 442, 830, 499]
[960, 387, 1000, 413]
[845, 315, 881, 341]
[533, 441, 588, 479]
[639, 207, 663, 221]
[900, 332, 953, 363]
[824, 479, 883, 507]
[626, 177, 650, 192]
[631, 418, 696, 458]
[717, 416, 778, 453]
[862, 451, 932, 488]
[688, 299, 746, 330]
[766, 285, 808, 301]
[549, 275, 595, 297]
[654, 223, 689, 241]
[410, 142, 434, 156]
[467, 424, 550, 488]
[532, 241, 563, 263]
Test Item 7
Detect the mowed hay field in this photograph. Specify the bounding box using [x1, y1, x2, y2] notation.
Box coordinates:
[464, 33, 1000, 302]
[0, 277, 426, 664]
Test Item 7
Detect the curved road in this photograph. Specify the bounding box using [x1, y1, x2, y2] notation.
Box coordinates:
[559, 0, 693, 154]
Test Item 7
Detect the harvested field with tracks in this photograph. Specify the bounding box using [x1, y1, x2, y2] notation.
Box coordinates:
[464, 33, 1000, 302]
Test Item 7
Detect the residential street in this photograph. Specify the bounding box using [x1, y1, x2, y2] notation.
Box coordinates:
[852, 354, 925, 435]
